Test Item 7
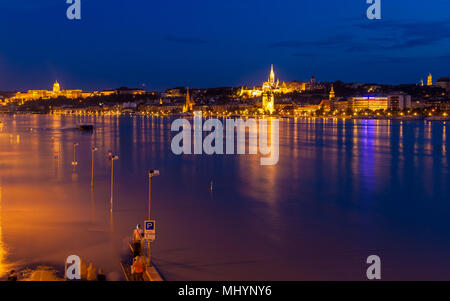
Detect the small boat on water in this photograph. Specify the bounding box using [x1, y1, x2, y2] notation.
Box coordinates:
[78, 124, 94, 131]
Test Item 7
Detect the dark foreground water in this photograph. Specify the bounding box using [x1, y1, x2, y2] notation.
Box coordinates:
[0, 115, 449, 280]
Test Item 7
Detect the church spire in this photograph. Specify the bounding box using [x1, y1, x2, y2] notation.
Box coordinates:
[269, 64, 275, 84]
[427, 73, 433, 86]
[183, 87, 195, 112]
[329, 84, 335, 100]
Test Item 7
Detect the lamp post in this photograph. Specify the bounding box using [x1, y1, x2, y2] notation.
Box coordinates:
[110, 155, 119, 213]
[72, 143, 79, 172]
[147, 169, 160, 267]
[91, 147, 98, 187]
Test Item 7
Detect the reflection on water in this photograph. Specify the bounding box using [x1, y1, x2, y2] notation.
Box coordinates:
[0, 115, 449, 280]
[0, 180, 12, 277]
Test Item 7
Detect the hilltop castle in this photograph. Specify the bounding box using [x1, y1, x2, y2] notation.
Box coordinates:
[12, 80, 83, 102]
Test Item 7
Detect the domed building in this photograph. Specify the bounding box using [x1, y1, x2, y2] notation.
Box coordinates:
[8, 80, 83, 103]
[53, 80, 61, 93]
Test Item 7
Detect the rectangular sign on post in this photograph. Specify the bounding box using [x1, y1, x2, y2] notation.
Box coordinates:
[144, 220, 156, 241]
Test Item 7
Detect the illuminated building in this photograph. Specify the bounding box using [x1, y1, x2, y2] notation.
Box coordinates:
[9, 81, 82, 102]
[239, 86, 262, 98]
[262, 92, 274, 114]
[81, 90, 117, 98]
[428, 73, 433, 86]
[350, 96, 389, 111]
[261, 65, 276, 114]
[238, 65, 313, 99]
[53, 81, 61, 93]
[182, 88, 195, 112]
[295, 99, 331, 114]
[269, 64, 275, 83]
[329, 84, 335, 100]
[294, 105, 319, 114]
[238, 65, 320, 113]
[349, 94, 411, 111]
[165, 87, 186, 98]
[100, 90, 117, 96]
[4, 82, 148, 104]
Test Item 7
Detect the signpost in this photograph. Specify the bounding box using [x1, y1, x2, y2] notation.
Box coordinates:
[144, 220, 156, 242]
[147, 169, 159, 267]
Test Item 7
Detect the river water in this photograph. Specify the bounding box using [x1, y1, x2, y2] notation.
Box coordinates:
[0, 115, 449, 280]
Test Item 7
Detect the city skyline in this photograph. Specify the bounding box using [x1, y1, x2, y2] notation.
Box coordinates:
[0, 67, 447, 93]
[1, 0, 450, 91]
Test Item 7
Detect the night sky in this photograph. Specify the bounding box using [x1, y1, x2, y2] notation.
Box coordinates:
[0, 0, 449, 91]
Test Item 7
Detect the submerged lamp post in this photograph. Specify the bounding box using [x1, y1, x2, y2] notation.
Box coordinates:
[110, 155, 119, 212]
[72, 143, 79, 172]
[91, 147, 98, 187]
[147, 169, 160, 266]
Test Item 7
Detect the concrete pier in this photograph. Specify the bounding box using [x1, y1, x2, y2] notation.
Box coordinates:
[123, 243, 164, 281]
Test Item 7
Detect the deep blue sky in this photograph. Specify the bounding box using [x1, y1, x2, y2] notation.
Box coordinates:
[0, 0, 449, 91]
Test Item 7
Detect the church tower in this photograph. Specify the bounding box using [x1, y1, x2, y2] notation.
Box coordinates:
[261, 65, 276, 114]
[427, 73, 433, 86]
[183, 88, 195, 112]
[329, 84, 335, 100]
[269, 64, 275, 84]
[262, 91, 274, 114]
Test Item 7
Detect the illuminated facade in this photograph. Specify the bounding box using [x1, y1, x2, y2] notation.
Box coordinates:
[238, 65, 312, 99]
[53, 81, 61, 93]
[428, 73, 433, 86]
[9, 81, 82, 102]
[182, 88, 195, 112]
[350, 97, 389, 111]
[330, 94, 411, 112]
[329, 84, 335, 100]
[3, 82, 148, 104]
[261, 65, 276, 114]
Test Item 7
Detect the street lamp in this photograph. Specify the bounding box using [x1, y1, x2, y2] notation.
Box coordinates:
[91, 147, 98, 187]
[72, 143, 79, 172]
[110, 155, 119, 212]
[147, 169, 160, 266]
